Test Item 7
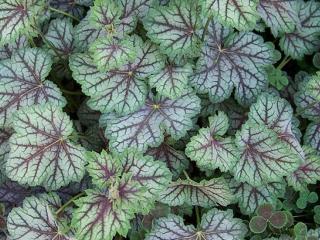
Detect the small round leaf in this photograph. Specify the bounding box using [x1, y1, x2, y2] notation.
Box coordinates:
[249, 216, 267, 234]
[294, 222, 307, 236]
[308, 192, 318, 203]
[269, 211, 287, 229]
[256, 203, 273, 219]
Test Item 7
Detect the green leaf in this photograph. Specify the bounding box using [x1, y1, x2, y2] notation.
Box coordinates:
[89, 0, 122, 32]
[233, 121, 300, 186]
[294, 222, 307, 236]
[280, 1, 320, 59]
[203, 0, 259, 31]
[249, 216, 267, 234]
[230, 178, 286, 215]
[74, 0, 152, 51]
[0, 0, 45, 46]
[186, 111, 238, 172]
[146, 208, 247, 240]
[146, 140, 189, 179]
[248, 93, 304, 160]
[287, 146, 320, 191]
[74, 147, 171, 240]
[257, 0, 298, 36]
[73, 12, 106, 52]
[191, 20, 277, 106]
[144, 0, 202, 59]
[86, 150, 172, 198]
[269, 211, 287, 229]
[73, 176, 145, 240]
[304, 122, 320, 153]
[0, 35, 29, 61]
[159, 177, 233, 207]
[149, 63, 193, 99]
[6, 104, 86, 190]
[266, 65, 289, 90]
[0, 48, 66, 128]
[86, 150, 121, 187]
[105, 90, 200, 153]
[295, 72, 320, 121]
[117, 150, 172, 198]
[7, 193, 72, 240]
[90, 37, 136, 72]
[70, 36, 164, 115]
[44, 18, 75, 61]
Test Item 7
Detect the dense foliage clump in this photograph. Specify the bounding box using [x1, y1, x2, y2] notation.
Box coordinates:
[0, 0, 320, 239]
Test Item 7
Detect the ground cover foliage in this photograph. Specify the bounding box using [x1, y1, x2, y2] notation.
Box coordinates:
[0, 0, 320, 239]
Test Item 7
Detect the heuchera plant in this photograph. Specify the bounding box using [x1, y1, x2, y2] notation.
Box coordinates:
[0, 0, 320, 240]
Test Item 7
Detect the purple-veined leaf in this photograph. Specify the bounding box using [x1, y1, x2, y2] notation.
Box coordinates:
[146, 139, 189, 179]
[149, 63, 193, 99]
[257, 0, 298, 37]
[146, 208, 247, 240]
[105, 90, 200, 153]
[186, 111, 238, 172]
[73, 11, 107, 52]
[44, 18, 75, 61]
[0, 48, 66, 128]
[86, 150, 121, 187]
[89, 0, 122, 31]
[304, 122, 320, 153]
[74, 0, 152, 51]
[280, 1, 320, 59]
[292, 116, 302, 141]
[295, 72, 320, 121]
[117, 0, 153, 35]
[72, 175, 149, 240]
[159, 177, 233, 207]
[90, 37, 136, 72]
[202, 0, 259, 31]
[191, 20, 277, 106]
[6, 104, 86, 190]
[86, 150, 172, 197]
[73, 149, 171, 240]
[118, 150, 172, 197]
[249, 93, 304, 160]
[7, 193, 73, 240]
[229, 178, 286, 215]
[143, 0, 202, 59]
[0, 0, 45, 46]
[0, 35, 28, 61]
[70, 36, 164, 115]
[287, 146, 320, 191]
[233, 121, 301, 186]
